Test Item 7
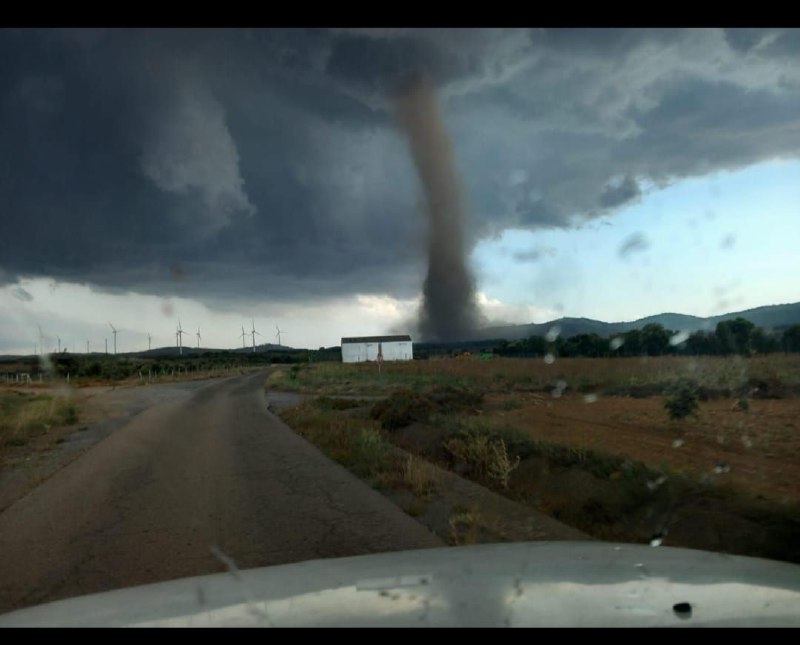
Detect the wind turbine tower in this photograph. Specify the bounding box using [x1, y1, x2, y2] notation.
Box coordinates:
[176, 320, 188, 356]
[196, 327, 201, 350]
[250, 319, 261, 353]
[275, 325, 285, 347]
[148, 333, 152, 352]
[239, 325, 247, 349]
[109, 323, 119, 355]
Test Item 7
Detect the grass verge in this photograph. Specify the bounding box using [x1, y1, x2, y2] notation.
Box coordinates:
[1, 391, 80, 449]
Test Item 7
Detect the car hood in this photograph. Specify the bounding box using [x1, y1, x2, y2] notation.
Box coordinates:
[2, 541, 800, 627]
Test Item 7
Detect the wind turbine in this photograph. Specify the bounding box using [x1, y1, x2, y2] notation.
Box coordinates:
[250, 319, 261, 353]
[37, 324, 45, 356]
[105, 338, 108, 354]
[196, 327, 201, 349]
[57, 336, 61, 354]
[109, 323, 119, 355]
[86, 339, 90, 354]
[275, 325, 285, 347]
[239, 325, 247, 349]
[147, 332, 152, 352]
[176, 320, 188, 356]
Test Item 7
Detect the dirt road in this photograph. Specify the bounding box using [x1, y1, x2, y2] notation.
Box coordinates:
[0, 370, 442, 614]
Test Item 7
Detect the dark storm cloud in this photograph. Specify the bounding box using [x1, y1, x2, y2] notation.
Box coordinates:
[599, 175, 641, 209]
[1, 28, 799, 305]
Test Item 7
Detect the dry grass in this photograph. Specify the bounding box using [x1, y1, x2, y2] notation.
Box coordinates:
[267, 355, 800, 398]
[402, 455, 440, 497]
[448, 507, 482, 546]
[274, 356, 800, 561]
[0, 391, 79, 452]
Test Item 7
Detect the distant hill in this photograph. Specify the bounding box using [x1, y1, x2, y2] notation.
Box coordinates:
[122, 343, 293, 358]
[476, 302, 800, 341]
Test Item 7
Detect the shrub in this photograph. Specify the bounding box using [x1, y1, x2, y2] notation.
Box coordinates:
[60, 402, 79, 425]
[370, 385, 483, 432]
[448, 509, 482, 545]
[442, 419, 537, 461]
[426, 384, 484, 412]
[370, 389, 437, 431]
[663, 379, 700, 420]
[443, 430, 520, 488]
[313, 396, 363, 411]
[351, 429, 392, 478]
[402, 455, 439, 497]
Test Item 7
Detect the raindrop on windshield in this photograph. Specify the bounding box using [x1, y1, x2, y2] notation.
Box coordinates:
[544, 353, 555, 364]
[609, 336, 624, 350]
[647, 475, 667, 491]
[583, 393, 599, 403]
[669, 330, 690, 346]
[545, 326, 561, 342]
[672, 439, 684, 448]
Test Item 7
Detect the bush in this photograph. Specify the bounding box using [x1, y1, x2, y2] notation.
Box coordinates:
[370, 389, 436, 431]
[351, 429, 392, 478]
[313, 396, 363, 411]
[426, 384, 484, 413]
[443, 430, 520, 488]
[663, 379, 700, 420]
[445, 420, 537, 461]
[60, 402, 79, 425]
[370, 385, 484, 432]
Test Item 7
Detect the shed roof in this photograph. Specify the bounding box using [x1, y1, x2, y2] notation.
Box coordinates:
[341, 335, 412, 344]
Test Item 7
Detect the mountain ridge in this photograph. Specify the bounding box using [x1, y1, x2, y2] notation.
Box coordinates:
[476, 301, 800, 341]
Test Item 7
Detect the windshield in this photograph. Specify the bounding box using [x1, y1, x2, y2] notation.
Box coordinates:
[1, 27, 799, 626]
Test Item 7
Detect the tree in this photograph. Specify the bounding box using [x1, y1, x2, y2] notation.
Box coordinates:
[715, 317, 755, 355]
[641, 323, 670, 356]
[621, 328, 643, 356]
[685, 330, 719, 355]
[664, 379, 700, 420]
[750, 327, 779, 354]
[783, 325, 800, 353]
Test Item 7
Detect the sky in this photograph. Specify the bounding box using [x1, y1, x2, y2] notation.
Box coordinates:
[1, 28, 799, 353]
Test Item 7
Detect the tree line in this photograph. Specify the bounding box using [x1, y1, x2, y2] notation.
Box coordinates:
[494, 319, 800, 358]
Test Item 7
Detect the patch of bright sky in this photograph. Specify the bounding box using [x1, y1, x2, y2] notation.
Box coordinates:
[471, 158, 800, 323]
[0, 281, 421, 355]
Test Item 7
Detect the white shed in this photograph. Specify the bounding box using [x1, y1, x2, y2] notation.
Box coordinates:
[341, 335, 414, 363]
